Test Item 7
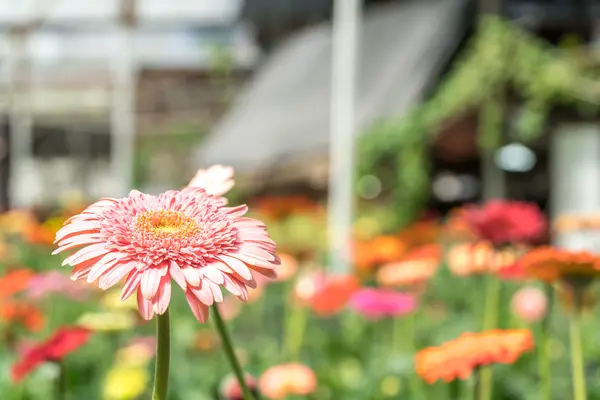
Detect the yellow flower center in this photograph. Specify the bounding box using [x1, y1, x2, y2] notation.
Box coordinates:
[136, 210, 199, 238]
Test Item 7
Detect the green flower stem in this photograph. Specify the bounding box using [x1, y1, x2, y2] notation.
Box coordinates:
[213, 304, 256, 400]
[538, 284, 554, 400]
[479, 275, 501, 400]
[569, 313, 586, 400]
[152, 309, 171, 400]
[54, 361, 67, 400]
[282, 301, 308, 362]
[402, 312, 426, 400]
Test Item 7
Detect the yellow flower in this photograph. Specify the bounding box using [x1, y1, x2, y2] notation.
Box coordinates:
[78, 312, 136, 332]
[102, 290, 138, 311]
[104, 366, 148, 400]
[116, 343, 155, 367]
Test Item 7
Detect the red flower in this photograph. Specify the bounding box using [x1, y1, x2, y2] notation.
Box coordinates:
[460, 200, 546, 246]
[12, 327, 91, 382]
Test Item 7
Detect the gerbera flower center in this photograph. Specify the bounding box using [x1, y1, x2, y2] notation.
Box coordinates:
[136, 210, 199, 238]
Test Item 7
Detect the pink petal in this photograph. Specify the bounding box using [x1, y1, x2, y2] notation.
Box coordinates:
[218, 255, 252, 280]
[87, 253, 123, 283]
[223, 205, 248, 218]
[191, 283, 214, 306]
[182, 267, 201, 287]
[169, 261, 187, 290]
[222, 274, 244, 296]
[137, 288, 155, 320]
[62, 243, 108, 266]
[53, 235, 103, 254]
[121, 270, 143, 301]
[205, 280, 223, 303]
[250, 265, 278, 280]
[141, 267, 163, 300]
[185, 290, 210, 322]
[201, 264, 225, 285]
[98, 261, 137, 290]
[54, 221, 100, 243]
[152, 275, 171, 315]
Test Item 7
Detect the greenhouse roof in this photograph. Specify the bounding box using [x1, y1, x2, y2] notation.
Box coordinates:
[194, 0, 469, 172]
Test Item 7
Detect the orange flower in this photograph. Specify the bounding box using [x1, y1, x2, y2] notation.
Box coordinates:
[397, 220, 440, 248]
[0, 301, 45, 332]
[554, 213, 600, 233]
[275, 253, 299, 282]
[254, 196, 320, 220]
[192, 329, 219, 352]
[354, 236, 406, 271]
[377, 244, 441, 287]
[447, 242, 522, 277]
[259, 363, 317, 399]
[294, 273, 359, 316]
[520, 247, 600, 283]
[415, 329, 534, 384]
[0, 269, 34, 299]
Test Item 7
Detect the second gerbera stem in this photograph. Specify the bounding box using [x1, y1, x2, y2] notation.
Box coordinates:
[570, 312, 586, 400]
[213, 304, 256, 400]
[152, 309, 171, 400]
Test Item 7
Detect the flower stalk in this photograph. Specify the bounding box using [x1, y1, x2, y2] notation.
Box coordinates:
[569, 291, 587, 400]
[213, 304, 256, 400]
[152, 310, 171, 400]
[54, 361, 67, 400]
[479, 275, 501, 400]
[538, 284, 554, 400]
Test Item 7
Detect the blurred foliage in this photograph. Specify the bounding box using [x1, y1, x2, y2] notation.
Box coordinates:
[134, 126, 205, 189]
[358, 17, 600, 228]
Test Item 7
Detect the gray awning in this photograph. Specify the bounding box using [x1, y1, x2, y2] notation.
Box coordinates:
[195, 0, 469, 172]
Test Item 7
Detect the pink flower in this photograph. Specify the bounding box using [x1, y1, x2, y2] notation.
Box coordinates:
[511, 286, 547, 323]
[349, 288, 416, 319]
[460, 200, 546, 246]
[53, 187, 279, 322]
[219, 373, 258, 400]
[26, 271, 88, 301]
[188, 165, 234, 197]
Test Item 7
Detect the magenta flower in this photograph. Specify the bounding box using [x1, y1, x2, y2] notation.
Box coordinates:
[349, 288, 416, 319]
[53, 187, 279, 322]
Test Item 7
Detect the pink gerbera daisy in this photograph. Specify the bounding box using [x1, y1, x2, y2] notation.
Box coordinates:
[53, 187, 279, 322]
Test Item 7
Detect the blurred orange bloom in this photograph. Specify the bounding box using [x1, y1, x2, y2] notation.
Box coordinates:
[192, 329, 219, 352]
[377, 244, 441, 287]
[22, 220, 57, 247]
[397, 220, 440, 249]
[554, 213, 600, 233]
[354, 236, 406, 271]
[415, 329, 534, 384]
[259, 363, 317, 399]
[310, 274, 359, 316]
[274, 253, 299, 282]
[294, 273, 359, 316]
[0, 210, 37, 237]
[0, 269, 34, 298]
[520, 247, 600, 283]
[447, 242, 522, 277]
[0, 301, 45, 332]
[254, 196, 320, 220]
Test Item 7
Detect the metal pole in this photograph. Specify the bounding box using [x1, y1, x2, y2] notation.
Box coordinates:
[7, 29, 34, 208]
[327, 0, 362, 273]
[110, 0, 137, 197]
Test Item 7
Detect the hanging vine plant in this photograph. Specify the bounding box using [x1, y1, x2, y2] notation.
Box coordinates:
[358, 16, 600, 228]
